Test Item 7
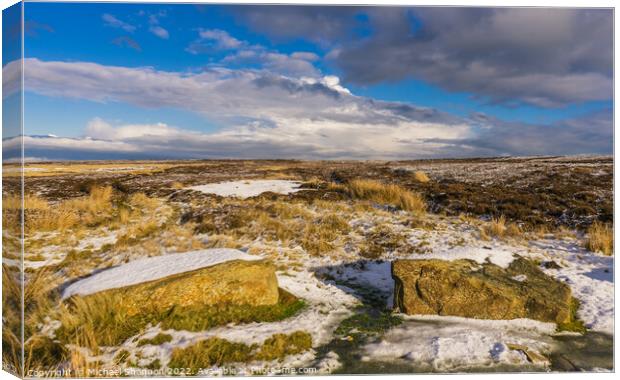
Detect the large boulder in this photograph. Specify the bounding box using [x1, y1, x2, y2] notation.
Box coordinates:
[62, 250, 280, 316]
[117, 259, 280, 316]
[392, 256, 574, 325]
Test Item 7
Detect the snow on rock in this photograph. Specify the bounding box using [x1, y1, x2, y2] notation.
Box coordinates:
[62, 249, 263, 299]
[361, 315, 556, 371]
[408, 246, 515, 268]
[187, 180, 303, 199]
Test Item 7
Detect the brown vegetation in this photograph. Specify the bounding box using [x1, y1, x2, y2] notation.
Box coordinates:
[347, 179, 426, 214]
[586, 221, 613, 255]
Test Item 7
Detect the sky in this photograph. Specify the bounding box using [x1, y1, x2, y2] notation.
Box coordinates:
[2, 3, 614, 160]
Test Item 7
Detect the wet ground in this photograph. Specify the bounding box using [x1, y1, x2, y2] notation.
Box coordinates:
[312, 273, 613, 373]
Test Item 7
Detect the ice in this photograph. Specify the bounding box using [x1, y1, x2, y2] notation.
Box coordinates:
[361, 315, 556, 371]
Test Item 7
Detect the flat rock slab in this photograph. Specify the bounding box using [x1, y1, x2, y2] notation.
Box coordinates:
[392, 256, 574, 324]
[61, 249, 279, 316]
[72, 259, 280, 316]
[62, 249, 264, 299]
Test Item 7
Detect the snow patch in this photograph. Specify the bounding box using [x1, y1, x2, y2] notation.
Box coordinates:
[362, 315, 555, 371]
[188, 180, 303, 199]
[408, 246, 515, 268]
[62, 249, 263, 299]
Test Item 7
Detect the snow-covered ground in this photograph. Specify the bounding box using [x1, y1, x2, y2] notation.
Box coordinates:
[187, 180, 303, 198]
[41, 209, 612, 373]
[361, 316, 556, 371]
[62, 249, 263, 298]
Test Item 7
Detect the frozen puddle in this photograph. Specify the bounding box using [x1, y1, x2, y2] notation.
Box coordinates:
[187, 180, 303, 198]
[361, 315, 556, 371]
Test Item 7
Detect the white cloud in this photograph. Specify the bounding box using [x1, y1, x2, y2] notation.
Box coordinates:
[18, 57, 610, 160]
[223, 49, 321, 77]
[149, 25, 169, 40]
[102, 13, 136, 33]
[21, 116, 471, 160]
[186, 29, 244, 53]
[290, 52, 319, 61]
[17, 57, 475, 159]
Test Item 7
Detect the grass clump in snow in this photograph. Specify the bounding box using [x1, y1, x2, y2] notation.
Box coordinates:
[137, 333, 173, 347]
[168, 331, 312, 373]
[413, 171, 430, 183]
[301, 214, 350, 256]
[56, 289, 305, 350]
[346, 179, 426, 214]
[585, 221, 613, 256]
[480, 215, 523, 241]
[254, 331, 313, 361]
[359, 224, 407, 259]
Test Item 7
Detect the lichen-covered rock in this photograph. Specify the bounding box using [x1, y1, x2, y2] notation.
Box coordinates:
[83, 259, 279, 316]
[392, 257, 574, 325]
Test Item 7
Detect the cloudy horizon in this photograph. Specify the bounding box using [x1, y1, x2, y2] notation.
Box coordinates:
[2, 4, 613, 161]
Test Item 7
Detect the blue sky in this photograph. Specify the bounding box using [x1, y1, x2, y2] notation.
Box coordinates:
[5, 3, 613, 159]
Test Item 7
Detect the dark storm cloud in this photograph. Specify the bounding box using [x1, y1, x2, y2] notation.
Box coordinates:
[233, 5, 367, 44]
[236, 6, 612, 107]
[335, 7, 613, 107]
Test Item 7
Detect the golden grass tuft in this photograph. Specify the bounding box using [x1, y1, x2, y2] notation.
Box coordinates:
[129, 192, 159, 211]
[347, 179, 426, 214]
[301, 214, 349, 256]
[413, 171, 430, 183]
[3, 193, 50, 211]
[480, 215, 523, 241]
[586, 221, 613, 256]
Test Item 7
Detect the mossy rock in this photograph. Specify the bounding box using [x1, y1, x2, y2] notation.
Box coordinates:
[392, 256, 576, 325]
[81, 259, 279, 316]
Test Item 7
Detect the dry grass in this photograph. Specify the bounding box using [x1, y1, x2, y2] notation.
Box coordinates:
[168, 331, 312, 373]
[359, 224, 408, 259]
[129, 192, 159, 211]
[586, 221, 613, 255]
[413, 171, 430, 183]
[22, 185, 115, 233]
[3, 193, 50, 211]
[2, 266, 66, 374]
[480, 215, 523, 241]
[2, 162, 205, 177]
[301, 214, 350, 256]
[347, 179, 426, 214]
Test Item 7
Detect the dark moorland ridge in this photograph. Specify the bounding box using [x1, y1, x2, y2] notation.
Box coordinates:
[5, 155, 612, 230]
